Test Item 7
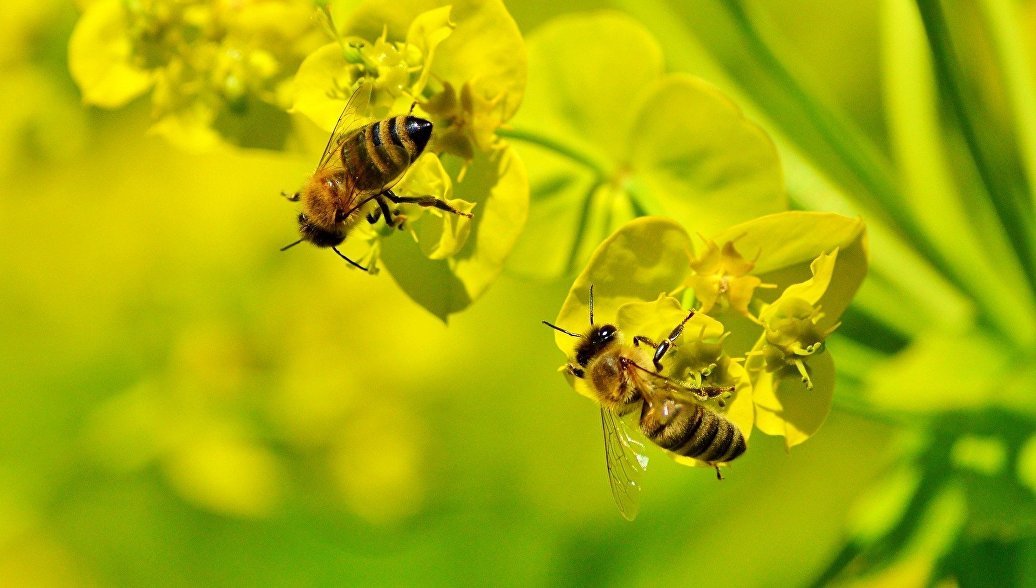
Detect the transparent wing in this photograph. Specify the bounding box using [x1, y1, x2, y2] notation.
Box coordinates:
[316, 79, 374, 171]
[624, 356, 733, 404]
[601, 406, 649, 521]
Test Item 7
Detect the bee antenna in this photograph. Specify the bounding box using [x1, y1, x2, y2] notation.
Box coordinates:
[541, 321, 583, 339]
[588, 284, 595, 325]
[331, 246, 369, 272]
[280, 238, 304, 252]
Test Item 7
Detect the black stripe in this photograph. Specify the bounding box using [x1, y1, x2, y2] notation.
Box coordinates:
[699, 423, 735, 462]
[723, 430, 747, 462]
[370, 121, 382, 147]
[682, 411, 719, 458]
[362, 129, 390, 175]
[389, 117, 404, 146]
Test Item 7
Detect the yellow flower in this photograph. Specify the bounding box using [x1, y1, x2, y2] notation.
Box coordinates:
[686, 237, 774, 320]
[291, 0, 529, 320]
[69, 0, 324, 149]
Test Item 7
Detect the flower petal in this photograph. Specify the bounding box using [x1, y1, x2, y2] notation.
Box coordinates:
[553, 217, 693, 354]
[753, 349, 835, 448]
[629, 74, 786, 233]
[68, 0, 153, 107]
[379, 144, 528, 320]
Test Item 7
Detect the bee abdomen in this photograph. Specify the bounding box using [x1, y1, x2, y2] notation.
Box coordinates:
[640, 401, 702, 451]
[642, 403, 745, 464]
[345, 116, 434, 193]
[678, 410, 746, 464]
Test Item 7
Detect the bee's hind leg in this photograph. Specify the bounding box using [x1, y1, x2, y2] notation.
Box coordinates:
[371, 195, 407, 229]
[383, 189, 473, 218]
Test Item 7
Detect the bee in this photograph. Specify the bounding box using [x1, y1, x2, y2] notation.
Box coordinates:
[281, 81, 473, 271]
[543, 287, 746, 520]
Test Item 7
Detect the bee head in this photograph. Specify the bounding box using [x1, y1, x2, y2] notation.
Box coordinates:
[297, 213, 345, 248]
[575, 324, 619, 367]
[404, 116, 433, 156]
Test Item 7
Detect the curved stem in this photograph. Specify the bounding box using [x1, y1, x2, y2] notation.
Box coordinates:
[565, 179, 605, 274]
[497, 127, 610, 180]
[916, 0, 1036, 299]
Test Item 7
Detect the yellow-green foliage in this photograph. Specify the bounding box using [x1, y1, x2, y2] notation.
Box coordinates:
[1, 0, 1033, 586]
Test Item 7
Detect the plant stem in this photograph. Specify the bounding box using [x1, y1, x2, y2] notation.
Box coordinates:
[496, 127, 609, 180]
[915, 0, 1036, 298]
[565, 180, 604, 274]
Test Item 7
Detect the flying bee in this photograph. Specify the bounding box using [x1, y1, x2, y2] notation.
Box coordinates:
[281, 81, 473, 271]
[543, 286, 746, 520]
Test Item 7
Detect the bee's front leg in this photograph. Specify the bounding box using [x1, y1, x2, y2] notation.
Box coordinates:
[566, 363, 585, 379]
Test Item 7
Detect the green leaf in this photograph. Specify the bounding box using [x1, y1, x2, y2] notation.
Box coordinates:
[1018, 435, 1036, 495]
[552, 217, 694, 354]
[846, 464, 923, 545]
[629, 74, 787, 234]
[865, 328, 1014, 413]
[882, 0, 1036, 348]
[380, 144, 528, 320]
[68, 0, 153, 107]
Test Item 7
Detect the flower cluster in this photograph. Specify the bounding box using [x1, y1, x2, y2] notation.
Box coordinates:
[70, 0, 325, 149]
[550, 212, 867, 461]
[70, 0, 530, 319]
[290, 0, 529, 319]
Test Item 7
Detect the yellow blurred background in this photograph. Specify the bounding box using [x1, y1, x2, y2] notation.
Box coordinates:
[1, 0, 923, 585]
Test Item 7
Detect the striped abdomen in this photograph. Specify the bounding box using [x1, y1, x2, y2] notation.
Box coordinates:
[639, 398, 746, 464]
[340, 115, 433, 193]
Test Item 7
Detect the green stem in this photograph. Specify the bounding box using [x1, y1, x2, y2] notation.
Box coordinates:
[496, 127, 609, 180]
[625, 179, 664, 217]
[565, 180, 605, 275]
[720, 2, 1005, 306]
[721, 2, 907, 227]
[978, 0, 1036, 215]
[915, 0, 1036, 297]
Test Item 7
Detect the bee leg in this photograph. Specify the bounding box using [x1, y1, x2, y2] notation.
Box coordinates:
[713, 464, 724, 480]
[649, 309, 697, 370]
[281, 191, 300, 202]
[370, 195, 405, 229]
[383, 189, 473, 218]
[565, 363, 585, 379]
[632, 336, 658, 348]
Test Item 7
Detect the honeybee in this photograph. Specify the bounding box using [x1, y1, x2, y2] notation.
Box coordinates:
[543, 287, 746, 520]
[281, 81, 473, 271]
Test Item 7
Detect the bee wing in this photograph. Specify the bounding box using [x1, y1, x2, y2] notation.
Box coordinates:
[601, 406, 649, 521]
[625, 357, 732, 404]
[316, 79, 374, 171]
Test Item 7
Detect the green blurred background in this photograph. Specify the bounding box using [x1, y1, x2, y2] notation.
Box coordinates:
[2, 0, 1030, 585]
